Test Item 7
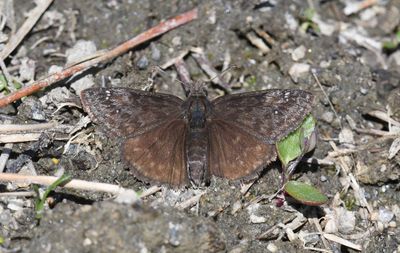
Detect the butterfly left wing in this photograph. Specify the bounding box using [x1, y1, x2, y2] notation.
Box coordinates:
[208, 119, 276, 180]
[122, 119, 188, 186]
[211, 89, 314, 144]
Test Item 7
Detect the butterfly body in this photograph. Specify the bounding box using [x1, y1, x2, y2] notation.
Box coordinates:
[80, 87, 314, 187]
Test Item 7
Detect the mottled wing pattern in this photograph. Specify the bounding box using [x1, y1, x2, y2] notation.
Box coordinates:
[122, 120, 188, 186]
[211, 89, 314, 144]
[208, 119, 276, 180]
[80, 88, 184, 137]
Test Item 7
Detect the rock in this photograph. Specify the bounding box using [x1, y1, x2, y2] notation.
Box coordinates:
[137, 55, 149, 70]
[335, 207, 356, 234]
[291, 45, 306, 61]
[378, 207, 394, 224]
[28, 201, 226, 253]
[288, 63, 310, 83]
[65, 40, 97, 65]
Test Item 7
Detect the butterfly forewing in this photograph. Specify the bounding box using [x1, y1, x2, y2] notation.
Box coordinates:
[122, 119, 188, 186]
[211, 89, 314, 144]
[80, 88, 184, 137]
[208, 119, 276, 180]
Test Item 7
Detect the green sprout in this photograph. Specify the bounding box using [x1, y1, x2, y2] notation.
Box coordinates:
[0, 74, 23, 94]
[275, 114, 328, 206]
[382, 30, 400, 50]
[34, 174, 72, 219]
[300, 8, 320, 34]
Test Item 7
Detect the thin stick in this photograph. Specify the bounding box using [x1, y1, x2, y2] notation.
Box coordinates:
[367, 110, 400, 127]
[176, 191, 206, 210]
[191, 48, 232, 92]
[0, 133, 68, 143]
[0, 191, 36, 197]
[0, 8, 198, 108]
[311, 69, 342, 128]
[354, 127, 398, 137]
[0, 122, 58, 133]
[0, 173, 127, 195]
[174, 58, 192, 94]
[140, 185, 162, 198]
[0, 0, 54, 60]
[0, 119, 13, 172]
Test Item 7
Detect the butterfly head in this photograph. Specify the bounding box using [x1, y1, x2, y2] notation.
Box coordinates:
[188, 81, 208, 97]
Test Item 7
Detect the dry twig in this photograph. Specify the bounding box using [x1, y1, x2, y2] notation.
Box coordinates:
[0, 0, 54, 60]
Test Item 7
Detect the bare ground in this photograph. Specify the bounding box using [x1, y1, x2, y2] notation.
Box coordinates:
[1, 0, 400, 252]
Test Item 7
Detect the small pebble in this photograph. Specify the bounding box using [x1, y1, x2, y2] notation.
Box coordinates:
[267, 243, 278, 252]
[249, 214, 266, 223]
[7, 198, 24, 211]
[83, 238, 92, 246]
[320, 175, 327, 182]
[388, 221, 397, 228]
[171, 36, 182, 47]
[137, 55, 149, 70]
[360, 86, 368, 95]
[338, 127, 355, 145]
[288, 63, 310, 83]
[336, 207, 356, 234]
[231, 200, 242, 215]
[378, 207, 394, 223]
[150, 43, 161, 61]
[377, 221, 384, 232]
[65, 40, 97, 65]
[291, 45, 306, 61]
[321, 111, 334, 124]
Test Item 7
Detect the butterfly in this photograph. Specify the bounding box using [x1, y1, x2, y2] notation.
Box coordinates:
[80, 84, 314, 187]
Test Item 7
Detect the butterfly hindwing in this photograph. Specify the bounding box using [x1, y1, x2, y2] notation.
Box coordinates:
[122, 119, 188, 186]
[208, 119, 276, 180]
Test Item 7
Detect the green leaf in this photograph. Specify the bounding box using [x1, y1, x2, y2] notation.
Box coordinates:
[276, 114, 316, 166]
[303, 8, 315, 21]
[0, 74, 7, 92]
[284, 180, 328, 206]
[35, 174, 72, 219]
[383, 40, 399, 50]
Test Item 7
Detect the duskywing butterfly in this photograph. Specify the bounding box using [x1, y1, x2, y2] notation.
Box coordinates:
[80, 84, 313, 186]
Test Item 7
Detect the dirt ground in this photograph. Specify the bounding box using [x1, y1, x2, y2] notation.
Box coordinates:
[1, 0, 400, 252]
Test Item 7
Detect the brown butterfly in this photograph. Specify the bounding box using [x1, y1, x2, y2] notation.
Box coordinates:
[80, 84, 313, 186]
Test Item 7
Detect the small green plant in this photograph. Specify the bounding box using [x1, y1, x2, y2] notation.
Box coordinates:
[0, 74, 23, 94]
[34, 174, 72, 219]
[276, 114, 328, 206]
[300, 8, 320, 34]
[382, 30, 400, 50]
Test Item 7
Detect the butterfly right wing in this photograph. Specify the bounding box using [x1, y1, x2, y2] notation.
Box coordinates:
[80, 87, 184, 137]
[210, 89, 314, 144]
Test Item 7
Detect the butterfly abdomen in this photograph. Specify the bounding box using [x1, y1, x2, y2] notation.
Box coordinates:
[186, 129, 209, 185]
